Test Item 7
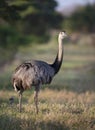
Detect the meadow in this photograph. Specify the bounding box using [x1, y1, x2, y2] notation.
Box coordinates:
[0, 34, 95, 130]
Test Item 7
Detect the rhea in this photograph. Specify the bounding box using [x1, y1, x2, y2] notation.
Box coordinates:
[12, 31, 67, 113]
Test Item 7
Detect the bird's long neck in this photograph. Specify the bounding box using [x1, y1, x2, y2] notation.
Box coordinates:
[51, 37, 63, 75]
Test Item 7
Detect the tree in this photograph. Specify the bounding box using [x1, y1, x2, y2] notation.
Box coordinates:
[0, 0, 63, 66]
[0, 0, 63, 39]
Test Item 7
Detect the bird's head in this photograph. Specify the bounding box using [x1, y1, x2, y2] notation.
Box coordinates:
[58, 31, 68, 40]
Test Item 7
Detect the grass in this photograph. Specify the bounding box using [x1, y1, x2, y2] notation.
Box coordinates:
[0, 34, 95, 130]
[0, 90, 95, 130]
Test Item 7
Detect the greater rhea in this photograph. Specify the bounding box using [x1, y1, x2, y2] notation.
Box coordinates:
[12, 31, 67, 113]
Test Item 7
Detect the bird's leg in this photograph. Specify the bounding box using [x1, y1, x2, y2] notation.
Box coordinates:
[18, 92, 22, 113]
[34, 89, 39, 114]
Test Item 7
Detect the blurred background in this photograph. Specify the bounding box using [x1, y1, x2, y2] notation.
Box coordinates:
[0, 0, 95, 92]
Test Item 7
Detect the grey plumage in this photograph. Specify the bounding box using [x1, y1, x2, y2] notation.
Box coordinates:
[12, 31, 67, 113]
[13, 60, 55, 90]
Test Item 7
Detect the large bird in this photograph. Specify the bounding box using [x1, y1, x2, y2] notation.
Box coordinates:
[12, 31, 67, 113]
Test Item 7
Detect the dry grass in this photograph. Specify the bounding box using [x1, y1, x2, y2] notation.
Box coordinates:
[0, 89, 95, 130]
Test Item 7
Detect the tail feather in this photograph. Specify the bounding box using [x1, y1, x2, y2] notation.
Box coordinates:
[13, 79, 23, 92]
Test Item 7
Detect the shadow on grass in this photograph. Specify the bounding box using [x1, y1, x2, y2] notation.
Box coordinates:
[0, 112, 70, 130]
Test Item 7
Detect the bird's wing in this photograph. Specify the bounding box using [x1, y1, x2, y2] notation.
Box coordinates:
[13, 60, 55, 86]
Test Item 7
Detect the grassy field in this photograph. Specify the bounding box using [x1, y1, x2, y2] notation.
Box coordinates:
[0, 89, 95, 130]
[0, 34, 95, 130]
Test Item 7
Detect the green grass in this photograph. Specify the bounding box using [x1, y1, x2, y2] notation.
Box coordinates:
[0, 34, 95, 130]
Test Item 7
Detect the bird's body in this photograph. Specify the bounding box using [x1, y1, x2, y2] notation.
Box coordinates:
[13, 60, 55, 91]
[12, 31, 67, 113]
